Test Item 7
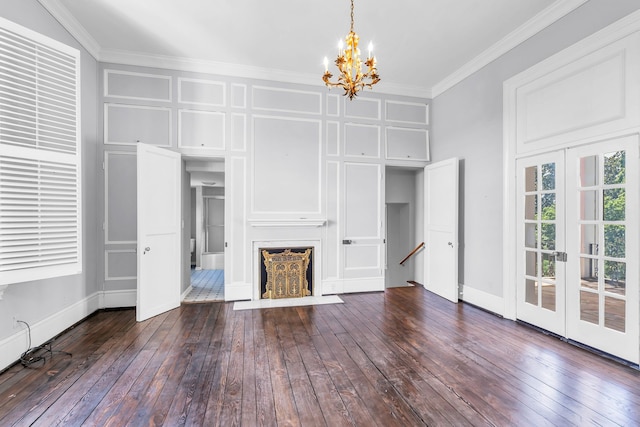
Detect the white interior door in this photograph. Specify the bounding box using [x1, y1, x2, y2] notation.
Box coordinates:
[342, 162, 384, 282]
[565, 136, 639, 363]
[515, 136, 639, 364]
[137, 143, 182, 322]
[516, 152, 566, 335]
[424, 158, 459, 303]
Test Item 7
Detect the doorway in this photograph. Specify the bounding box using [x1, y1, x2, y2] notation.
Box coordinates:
[516, 136, 639, 363]
[184, 159, 225, 302]
[385, 167, 422, 288]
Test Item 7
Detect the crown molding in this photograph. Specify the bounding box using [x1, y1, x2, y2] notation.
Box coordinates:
[38, 0, 101, 59]
[99, 48, 432, 99]
[431, 0, 589, 98]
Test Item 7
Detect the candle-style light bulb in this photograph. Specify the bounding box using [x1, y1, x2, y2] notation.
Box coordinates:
[368, 42, 373, 58]
[323, 57, 329, 72]
[338, 39, 344, 55]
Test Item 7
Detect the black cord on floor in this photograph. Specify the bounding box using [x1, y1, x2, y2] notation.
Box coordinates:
[17, 320, 72, 368]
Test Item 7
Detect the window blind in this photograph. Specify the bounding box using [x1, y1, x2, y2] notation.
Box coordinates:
[0, 17, 81, 285]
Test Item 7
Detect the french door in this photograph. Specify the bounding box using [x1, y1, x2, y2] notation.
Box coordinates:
[516, 136, 639, 363]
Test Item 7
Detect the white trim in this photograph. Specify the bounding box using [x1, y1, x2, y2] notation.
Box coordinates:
[459, 284, 505, 317]
[248, 218, 326, 228]
[0, 292, 101, 372]
[433, 0, 589, 97]
[231, 84, 247, 109]
[341, 277, 385, 293]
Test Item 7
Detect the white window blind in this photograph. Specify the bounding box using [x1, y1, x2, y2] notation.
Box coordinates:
[0, 17, 81, 285]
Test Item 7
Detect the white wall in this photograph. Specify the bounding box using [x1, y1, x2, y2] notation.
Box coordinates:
[431, 0, 640, 309]
[0, 0, 99, 371]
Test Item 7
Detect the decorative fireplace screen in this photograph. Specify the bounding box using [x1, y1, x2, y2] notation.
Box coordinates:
[261, 248, 312, 299]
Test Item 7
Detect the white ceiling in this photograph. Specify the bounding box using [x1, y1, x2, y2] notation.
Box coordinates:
[39, 0, 586, 97]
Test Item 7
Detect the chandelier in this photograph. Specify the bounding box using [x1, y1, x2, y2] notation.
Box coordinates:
[322, 0, 380, 100]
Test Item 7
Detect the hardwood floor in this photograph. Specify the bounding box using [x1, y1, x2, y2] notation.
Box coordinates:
[1, 286, 639, 426]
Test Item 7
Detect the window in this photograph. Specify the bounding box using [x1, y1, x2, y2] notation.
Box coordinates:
[0, 17, 81, 286]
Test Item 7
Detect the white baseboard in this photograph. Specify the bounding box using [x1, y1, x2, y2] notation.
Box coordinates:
[341, 277, 385, 294]
[101, 289, 136, 308]
[0, 292, 101, 373]
[181, 285, 193, 301]
[459, 284, 504, 316]
[224, 282, 252, 301]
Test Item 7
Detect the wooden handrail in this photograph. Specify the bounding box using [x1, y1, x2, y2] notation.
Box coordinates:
[399, 242, 425, 265]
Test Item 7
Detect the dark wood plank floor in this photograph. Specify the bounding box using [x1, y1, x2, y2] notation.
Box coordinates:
[1, 286, 639, 426]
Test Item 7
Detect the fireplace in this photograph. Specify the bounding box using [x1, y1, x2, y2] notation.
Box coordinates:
[252, 239, 322, 301]
[260, 247, 313, 299]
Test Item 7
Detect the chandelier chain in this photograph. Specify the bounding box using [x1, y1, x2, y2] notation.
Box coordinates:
[350, 0, 354, 32]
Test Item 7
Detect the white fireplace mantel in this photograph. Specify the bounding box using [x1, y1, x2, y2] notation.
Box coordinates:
[248, 218, 326, 228]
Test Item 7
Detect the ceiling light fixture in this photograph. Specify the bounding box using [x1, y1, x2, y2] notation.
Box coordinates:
[322, 0, 380, 100]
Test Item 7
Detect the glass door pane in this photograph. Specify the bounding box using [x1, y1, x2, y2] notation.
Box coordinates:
[516, 152, 565, 335]
[566, 137, 638, 364]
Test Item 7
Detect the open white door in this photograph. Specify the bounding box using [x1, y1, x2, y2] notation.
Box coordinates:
[137, 143, 182, 322]
[424, 158, 459, 302]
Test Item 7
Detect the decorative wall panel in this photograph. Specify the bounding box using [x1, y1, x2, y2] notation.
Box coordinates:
[326, 121, 339, 156]
[105, 249, 137, 280]
[104, 70, 171, 102]
[231, 113, 247, 152]
[252, 116, 322, 214]
[105, 151, 136, 243]
[252, 86, 322, 115]
[178, 78, 225, 106]
[386, 100, 429, 125]
[327, 94, 340, 116]
[231, 84, 247, 108]
[345, 97, 380, 120]
[344, 123, 380, 158]
[514, 32, 640, 154]
[105, 104, 171, 146]
[178, 109, 225, 149]
[386, 127, 429, 161]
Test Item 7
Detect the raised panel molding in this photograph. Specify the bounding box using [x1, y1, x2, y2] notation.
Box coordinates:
[252, 86, 322, 115]
[344, 97, 381, 120]
[344, 123, 380, 158]
[385, 100, 429, 125]
[327, 94, 340, 116]
[104, 104, 171, 146]
[509, 30, 640, 155]
[178, 109, 225, 150]
[231, 113, 247, 152]
[231, 84, 247, 108]
[105, 249, 137, 281]
[252, 116, 322, 214]
[178, 77, 226, 106]
[386, 127, 430, 161]
[104, 69, 171, 102]
[326, 121, 340, 156]
[104, 151, 137, 244]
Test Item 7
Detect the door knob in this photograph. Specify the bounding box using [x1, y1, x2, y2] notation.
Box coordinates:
[143, 246, 151, 254]
[448, 242, 453, 247]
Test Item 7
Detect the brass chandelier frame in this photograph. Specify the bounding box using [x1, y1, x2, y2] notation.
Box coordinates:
[322, 0, 380, 99]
